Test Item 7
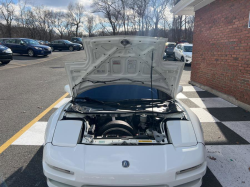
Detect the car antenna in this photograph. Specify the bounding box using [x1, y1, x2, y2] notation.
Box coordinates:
[151, 50, 155, 129]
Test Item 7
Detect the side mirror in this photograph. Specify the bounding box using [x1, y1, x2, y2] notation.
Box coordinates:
[64, 85, 72, 97]
[177, 85, 183, 94]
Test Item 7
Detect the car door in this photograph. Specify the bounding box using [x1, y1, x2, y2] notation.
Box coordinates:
[50, 41, 57, 50]
[56, 41, 64, 50]
[5, 39, 18, 53]
[178, 46, 184, 60]
[174, 45, 180, 59]
[15, 39, 27, 54]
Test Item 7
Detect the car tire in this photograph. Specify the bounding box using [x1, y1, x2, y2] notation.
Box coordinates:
[97, 120, 136, 137]
[173, 53, 177, 61]
[44, 54, 48, 57]
[69, 46, 74, 51]
[28, 49, 35, 57]
[181, 56, 184, 62]
[51, 47, 54, 52]
[1, 60, 10, 64]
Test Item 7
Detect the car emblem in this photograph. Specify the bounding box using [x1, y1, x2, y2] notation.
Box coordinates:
[122, 160, 130, 168]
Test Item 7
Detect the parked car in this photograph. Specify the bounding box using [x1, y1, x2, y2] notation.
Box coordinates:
[37, 40, 50, 45]
[174, 43, 193, 64]
[165, 42, 176, 57]
[43, 36, 206, 187]
[0, 45, 13, 65]
[49, 40, 82, 51]
[71, 37, 83, 48]
[0, 38, 52, 57]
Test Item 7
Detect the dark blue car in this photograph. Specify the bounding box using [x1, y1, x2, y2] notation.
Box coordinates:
[0, 45, 13, 64]
[0, 38, 52, 57]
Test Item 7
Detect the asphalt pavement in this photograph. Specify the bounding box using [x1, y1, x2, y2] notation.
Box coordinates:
[0, 53, 249, 187]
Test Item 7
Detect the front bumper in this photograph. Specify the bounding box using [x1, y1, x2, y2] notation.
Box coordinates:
[43, 143, 207, 187]
[185, 57, 192, 64]
[34, 49, 52, 56]
[0, 53, 13, 61]
[73, 46, 81, 50]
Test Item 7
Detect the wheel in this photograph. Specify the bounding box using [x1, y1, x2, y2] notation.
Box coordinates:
[51, 47, 54, 52]
[181, 56, 184, 62]
[173, 53, 177, 61]
[1, 60, 10, 64]
[28, 49, 35, 57]
[59, 49, 62, 51]
[69, 46, 74, 51]
[97, 120, 136, 137]
[44, 54, 48, 57]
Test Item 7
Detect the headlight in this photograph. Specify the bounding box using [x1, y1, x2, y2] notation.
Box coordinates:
[34, 47, 43, 50]
[3, 48, 12, 53]
[47, 47, 51, 51]
[185, 55, 192, 58]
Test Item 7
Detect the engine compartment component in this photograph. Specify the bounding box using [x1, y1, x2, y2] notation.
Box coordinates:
[61, 101, 186, 145]
[62, 113, 171, 145]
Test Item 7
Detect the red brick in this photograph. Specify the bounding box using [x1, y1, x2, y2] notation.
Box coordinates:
[191, 0, 250, 105]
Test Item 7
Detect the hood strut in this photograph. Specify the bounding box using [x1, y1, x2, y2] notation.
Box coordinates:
[150, 51, 155, 129]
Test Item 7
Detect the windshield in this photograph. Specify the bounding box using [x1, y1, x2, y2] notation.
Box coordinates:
[22, 39, 40, 45]
[183, 46, 193, 52]
[73, 38, 82, 41]
[76, 85, 169, 102]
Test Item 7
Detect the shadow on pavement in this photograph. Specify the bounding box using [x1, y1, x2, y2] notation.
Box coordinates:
[0, 147, 47, 187]
[0, 63, 8, 67]
[184, 65, 191, 71]
[13, 54, 49, 61]
[202, 168, 222, 187]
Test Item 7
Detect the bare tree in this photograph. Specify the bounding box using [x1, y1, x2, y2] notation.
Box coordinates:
[67, 2, 85, 37]
[128, 0, 149, 35]
[84, 15, 98, 37]
[54, 11, 67, 38]
[149, 0, 170, 37]
[0, 0, 15, 37]
[92, 0, 121, 35]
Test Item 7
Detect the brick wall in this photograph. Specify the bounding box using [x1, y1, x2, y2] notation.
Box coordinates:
[191, 0, 250, 105]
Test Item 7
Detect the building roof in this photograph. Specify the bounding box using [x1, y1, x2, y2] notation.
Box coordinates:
[171, 0, 215, 15]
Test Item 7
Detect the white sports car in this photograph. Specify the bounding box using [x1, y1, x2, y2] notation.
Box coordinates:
[43, 36, 207, 187]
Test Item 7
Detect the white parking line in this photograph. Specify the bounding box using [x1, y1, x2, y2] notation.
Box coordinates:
[12, 122, 47, 146]
[183, 86, 204, 92]
[176, 93, 188, 99]
[54, 98, 71, 108]
[222, 122, 250, 143]
[190, 108, 219, 122]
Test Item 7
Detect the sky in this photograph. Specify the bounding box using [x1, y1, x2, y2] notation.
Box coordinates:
[13, 0, 93, 12]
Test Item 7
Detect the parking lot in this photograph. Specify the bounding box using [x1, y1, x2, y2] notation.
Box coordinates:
[0, 51, 249, 187]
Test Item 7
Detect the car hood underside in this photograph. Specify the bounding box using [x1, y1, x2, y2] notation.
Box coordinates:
[65, 36, 185, 99]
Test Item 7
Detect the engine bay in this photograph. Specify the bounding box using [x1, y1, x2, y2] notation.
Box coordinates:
[62, 102, 186, 145]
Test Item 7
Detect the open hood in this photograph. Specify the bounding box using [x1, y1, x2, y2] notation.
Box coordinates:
[65, 36, 184, 99]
